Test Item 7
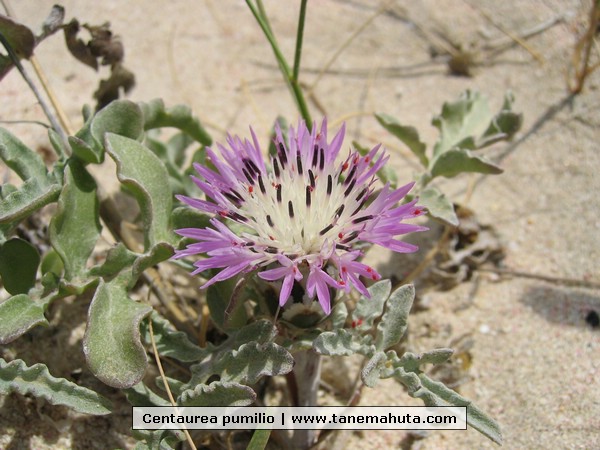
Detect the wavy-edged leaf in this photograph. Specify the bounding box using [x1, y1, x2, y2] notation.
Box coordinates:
[0, 238, 40, 294]
[49, 160, 101, 281]
[105, 133, 175, 249]
[375, 113, 428, 167]
[216, 342, 293, 384]
[313, 329, 370, 356]
[92, 100, 144, 145]
[0, 128, 47, 180]
[125, 382, 170, 407]
[0, 294, 47, 344]
[352, 279, 390, 331]
[361, 351, 387, 387]
[89, 242, 137, 277]
[141, 312, 205, 362]
[418, 373, 502, 445]
[178, 381, 256, 407]
[0, 179, 61, 224]
[140, 99, 212, 146]
[130, 243, 174, 286]
[419, 186, 459, 226]
[83, 275, 152, 388]
[0, 358, 112, 415]
[375, 284, 414, 351]
[430, 148, 502, 179]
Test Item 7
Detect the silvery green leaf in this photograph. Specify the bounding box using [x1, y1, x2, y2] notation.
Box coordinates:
[417, 374, 502, 445]
[361, 351, 387, 387]
[0, 358, 111, 415]
[375, 113, 428, 167]
[418, 186, 459, 226]
[329, 301, 348, 329]
[352, 279, 391, 331]
[83, 274, 152, 388]
[140, 99, 212, 146]
[216, 342, 294, 384]
[430, 148, 503, 179]
[49, 160, 101, 281]
[125, 382, 170, 407]
[178, 381, 256, 407]
[105, 133, 175, 250]
[140, 312, 205, 362]
[375, 284, 414, 351]
[0, 294, 47, 344]
[313, 329, 371, 356]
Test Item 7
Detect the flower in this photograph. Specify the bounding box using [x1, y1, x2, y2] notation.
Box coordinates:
[175, 119, 427, 314]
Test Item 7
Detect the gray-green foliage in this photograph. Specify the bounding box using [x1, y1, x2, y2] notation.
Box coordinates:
[376, 90, 522, 225]
[0, 98, 214, 413]
[313, 281, 503, 445]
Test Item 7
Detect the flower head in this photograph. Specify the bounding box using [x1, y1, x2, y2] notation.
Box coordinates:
[175, 119, 427, 314]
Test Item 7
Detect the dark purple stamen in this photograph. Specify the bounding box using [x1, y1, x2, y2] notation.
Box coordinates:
[266, 215, 274, 227]
[258, 175, 266, 194]
[326, 175, 333, 195]
[288, 200, 294, 218]
[319, 224, 333, 235]
[344, 179, 356, 197]
[276, 184, 282, 203]
[242, 168, 254, 184]
[265, 246, 278, 254]
[319, 147, 325, 170]
[296, 152, 303, 175]
[352, 215, 373, 224]
[273, 158, 281, 178]
[306, 186, 312, 207]
[308, 170, 315, 188]
[335, 204, 345, 218]
[247, 159, 260, 174]
[341, 231, 359, 243]
[312, 145, 318, 167]
[229, 211, 248, 222]
[344, 165, 357, 185]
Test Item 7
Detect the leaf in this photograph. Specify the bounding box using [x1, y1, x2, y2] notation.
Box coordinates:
[216, 342, 294, 384]
[0, 238, 40, 294]
[63, 19, 98, 70]
[417, 374, 502, 445]
[0, 358, 112, 415]
[0, 294, 47, 344]
[140, 99, 212, 146]
[89, 243, 137, 277]
[130, 243, 174, 286]
[418, 186, 459, 226]
[0, 15, 35, 79]
[39, 5, 65, 40]
[0, 128, 48, 181]
[94, 65, 136, 111]
[431, 90, 522, 161]
[432, 90, 490, 157]
[49, 160, 101, 281]
[206, 275, 248, 331]
[125, 382, 170, 407]
[361, 351, 387, 387]
[430, 148, 503, 179]
[352, 279, 391, 331]
[141, 312, 205, 362]
[0, 179, 61, 224]
[178, 381, 256, 407]
[247, 429, 271, 450]
[313, 329, 370, 356]
[375, 284, 414, 351]
[375, 113, 428, 167]
[83, 275, 152, 388]
[105, 133, 175, 250]
[92, 99, 144, 144]
[171, 206, 211, 231]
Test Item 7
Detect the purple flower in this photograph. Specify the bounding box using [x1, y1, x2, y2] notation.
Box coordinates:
[175, 119, 427, 314]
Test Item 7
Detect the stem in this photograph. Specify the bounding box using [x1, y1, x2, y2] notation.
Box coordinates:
[290, 349, 322, 449]
[293, 0, 308, 82]
[246, 0, 313, 128]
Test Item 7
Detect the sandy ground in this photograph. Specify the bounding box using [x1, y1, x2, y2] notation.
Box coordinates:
[1, 0, 599, 449]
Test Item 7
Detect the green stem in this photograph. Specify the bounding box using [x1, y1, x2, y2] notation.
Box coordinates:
[293, 0, 308, 81]
[246, 0, 313, 129]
